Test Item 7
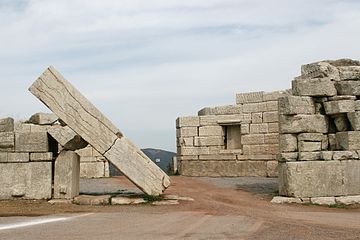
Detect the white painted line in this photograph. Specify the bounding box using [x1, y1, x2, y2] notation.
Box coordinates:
[0, 213, 94, 231]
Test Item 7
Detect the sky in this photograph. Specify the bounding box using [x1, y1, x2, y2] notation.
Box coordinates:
[0, 0, 360, 152]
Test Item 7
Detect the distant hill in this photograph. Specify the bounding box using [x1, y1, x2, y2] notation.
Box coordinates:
[109, 148, 176, 176]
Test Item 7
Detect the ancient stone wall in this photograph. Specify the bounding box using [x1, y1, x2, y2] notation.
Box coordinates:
[176, 90, 290, 177]
[279, 59, 360, 198]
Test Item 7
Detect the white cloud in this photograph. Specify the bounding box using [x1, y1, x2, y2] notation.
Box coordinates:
[0, 0, 360, 151]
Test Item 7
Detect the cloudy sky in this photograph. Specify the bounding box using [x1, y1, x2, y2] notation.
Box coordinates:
[0, 0, 360, 152]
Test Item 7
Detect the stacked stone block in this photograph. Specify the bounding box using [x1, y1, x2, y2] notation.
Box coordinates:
[177, 90, 290, 177]
[76, 145, 110, 178]
[279, 59, 360, 198]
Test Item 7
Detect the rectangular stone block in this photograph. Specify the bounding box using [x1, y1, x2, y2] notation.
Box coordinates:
[335, 81, 360, 95]
[29, 112, 58, 125]
[194, 136, 224, 146]
[298, 133, 324, 141]
[180, 160, 267, 177]
[15, 132, 48, 152]
[278, 96, 315, 115]
[7, 153, 29, 162]
[298, 141, 322, 152]
[198, 107, 213, 116]
[0, 117, 14, 132]
[263, 111, 279, 123]
[54, 151, 80, 199]
[347, 111, 360, 130]
[266, 161, 279, 177]
[80, 161, 106, 178]
[48, 126, 88, 151]
[243, 144, 279, 155]
[242, 102, 267, 113]
[263, 90, 291, 102]
[176, 116, 200, 128]
[236, 91, 264, 104]
[336, 131, 360, 150]
[279, 115, 329, 133]
[265, 101, 279, 111]
[0, 132, 15, 152]
[30, 152, 53, 161]
[277, 152, 298, 162]
[240, 124, 250, 134]
[75, 146, 93, 157]
[279, 161, 360, 197]
[251, 112, 262, 123]
[333, 151, 358, 160]
[14, 122, 32, 132]
[199, 126, 224, 136]
[298, 151, 321, 161]
[292, 78, 337, 97]
[198, 154, 237, 160]
[177, 137, 194, 147]
[0, 162, 52, 199]
[250, 123, 268, 134]
[338, 66, 360, 80]
[268, 123, 279, 133]
[178, 146, 221, 156]
[176, 127, 198, 137]
[241, 134, 264, 145]
[301, 61, 340, 80]
[264, 133, 279, 144]
[279, 134, 297, 152]
[200, 105, 243, 115]
[324, 100, 355, 115]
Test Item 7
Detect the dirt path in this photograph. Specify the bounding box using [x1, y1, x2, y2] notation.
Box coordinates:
[1, 176, 360, 239]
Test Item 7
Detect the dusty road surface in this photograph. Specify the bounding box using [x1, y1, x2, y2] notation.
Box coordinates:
[1, 176, 360, 240]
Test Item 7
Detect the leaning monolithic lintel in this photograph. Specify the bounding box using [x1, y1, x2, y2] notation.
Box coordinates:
[29, 66, 170, 196]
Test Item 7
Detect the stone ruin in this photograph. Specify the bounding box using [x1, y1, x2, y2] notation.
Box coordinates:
[0, 66, 170, 200]
[177, 58, 360, 201]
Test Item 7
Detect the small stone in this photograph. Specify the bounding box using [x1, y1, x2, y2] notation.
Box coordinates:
[311, 197, 336, 206]
[0, 117, 14, 132]
[111, 196, 146, 205]
[271, 196, 303, 204]
[73, 195, 111, 205]
[48, 199, 72, 204]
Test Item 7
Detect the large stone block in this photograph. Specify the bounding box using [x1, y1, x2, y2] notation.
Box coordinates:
[333, 115, 351, 132]
[262, 90, 291, 102]
[180, 160, 267, 177]
[277, 152, 298, 162]
[279, 161, 355, 198]
[0, 117, 14, 132]
[298, 151, 321, 161]
[264, 133, 279, 144]
[297, 133, 323, 141]
[29, 112, 58, 125]
[336, 131, 360, 150]
[278, 96, 315, 115]
[0, 162, 52, 199]
[30, 66, 170, 195]
[80, 161, 107, 178]
[15, 132, 48, 152]
[236, 91, 264, 104]
[266, 161, 279, 177]
[249, 123, 268, 134]
[30, 152, 53, 161]
[176, 116, 200, 127]
[178, 146, 212, 155]
[0, 132, 15, 152]
[263, 111, 279, 123]
[243, 144, 279, 155]
[199, 126, 224, 136]
[347, 111, 360, 130]
[176, 127, 198, 137]
[194, 136, 224, 146]
[201, 105, 243, 116]
[199, 115, 250, 126]
[48, 126, 88, 151]
[241, 134, 264, 145]
[324, 100, 355, 115]
[279, 115, 329, 133]
[292, 78, 337, 97]
[54, 151, 80, 199]
[335, 81, 360, 95]
[300, 61, 340, 80]
[0, 152, 29, 163]
[177, 137, 194, 147]
[251, 112, 262, 123]
[338, 66, 360, 80]
[298, 141, 322, 152]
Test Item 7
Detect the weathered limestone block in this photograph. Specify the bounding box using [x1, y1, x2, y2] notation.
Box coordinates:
[298, 151, 321, 161]
[241, 134, 264, 145]
[262, 90, 291, 101]
[298, 141, 322, 152]
[212, 105, 243, 115]
[336, 196, 360, 205]
[0, 152, 29, 163]
[347, 111, 360, 130]
[321, 151, 333, 161]
[279, 134, 297, 152]
[338, 66, 360, 80]
[311, 197, 336, 206]
[48, 126, 88, 151]
[176, 116, 200, 127]
[264, 133, 279, 144]
[336, 131, 360, 150]
[263, 111, 279, 123]
[194, 136, 224, 146]
[15, 132, 48, 152]
[324, 100, 355, 115]
[271, 196, 303, 204]
[279, 161, 344, 197]
[301, 61, 340, 80]
[242, 102, 273, 113]
[236, 91, 264, 104]
[292, 78, 337, 97]
[0, 162, 52, 199]
[180, 160, 267, 177]
[277, 152, 298, 162]
[333, 151, 358, 160]
[177, 137, 194, 147]
[199, 114, 250, 126]
[199, 126, 224, 136]
[179, 146, 211, 155]
[80, 161, 106, 178]
[176, 127, 197, 137]
[249, 123, 268, 134]
[243, 144, 279, 155]
[0, 117, 14, 132]
[335, 81, 360, 95]
[199, 154, 237, 160]
[328, 134, 338, 150]
[240, 124, 250, 134]
[279, 115, 329, 133]
[268, 123, 279, 133]
[325, 58, 360, 67]
[333, 115, 350, 132]
[29, 112, 58, 125]
[54, 151, 80, 199]
[355, 101, 360, 111]
[30, 152, 53, 161]
[266, 161, 278, 177]
[29, 66, 170, 195]
[297, 133, 323, 141]
[251, 112, 262, 123]
[0, 132, 15, 152]
[75, 145, 93, 157]
[278, 96, 315, 115]
[197, 107, 213, 116]
[237, 154, 276, 161]
[14, 121, 32, 132]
